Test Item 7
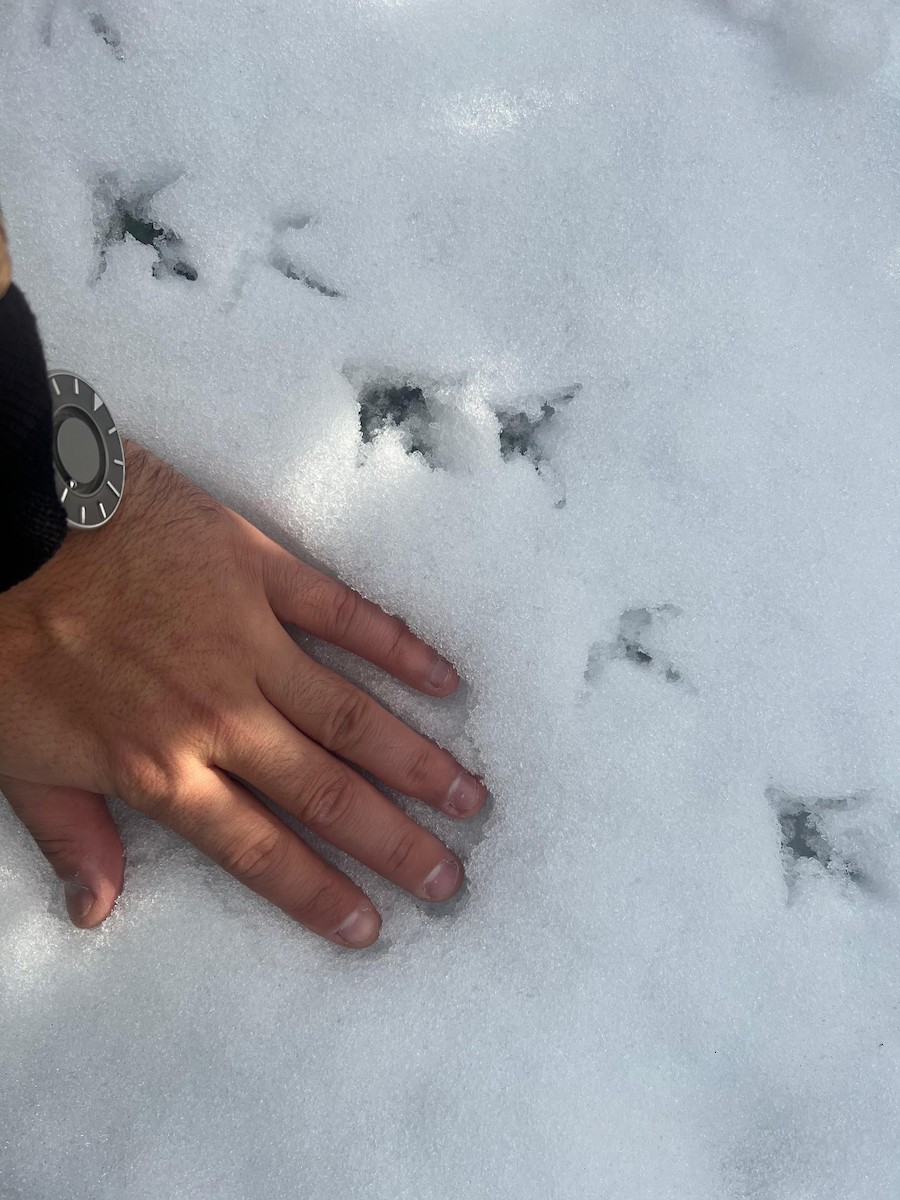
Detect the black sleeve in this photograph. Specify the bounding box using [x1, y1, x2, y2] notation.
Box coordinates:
[0, 284, 68, 592]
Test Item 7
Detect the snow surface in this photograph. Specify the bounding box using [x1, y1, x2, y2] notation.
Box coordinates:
[3, 0, 900, 1195]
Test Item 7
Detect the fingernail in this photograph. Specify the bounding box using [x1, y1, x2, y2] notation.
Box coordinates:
[336, 906, 381, 947]
[445, 772, 484, 817]
[63, 880, 94, 925]
[423, 859, 461, 901]
[428, 656, 454, 691]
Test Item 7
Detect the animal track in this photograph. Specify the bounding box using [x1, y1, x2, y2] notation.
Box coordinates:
[585, 605, 685, 688]
[711, 0, 889, 92]
[355, 376, 441, 466]
[87, 10, 123, 59]
[93, 175, 197, 282]
[350, 373, 577, 482]
[270, 213, 343, 298]
[40, 3, 124, 58]
[618, 606, 683, 682]
[496, 384, 578, 466]
[768, 787, 875, 893]
[271, 254, 343, 298]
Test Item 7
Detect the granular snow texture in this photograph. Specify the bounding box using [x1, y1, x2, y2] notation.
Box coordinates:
[2, 1, 900, 1196]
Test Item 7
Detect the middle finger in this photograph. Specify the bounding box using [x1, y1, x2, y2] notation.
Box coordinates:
[220, 703, 465, 904]
[260, 623, 486, 819]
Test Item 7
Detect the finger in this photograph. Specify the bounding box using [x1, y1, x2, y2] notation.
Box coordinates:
[1, 777, 125, 929]
[160, 766, 381, 948]
[261, 623, 486, 818]
[222, 709, 464, 904]
[262, 545, 460, 697]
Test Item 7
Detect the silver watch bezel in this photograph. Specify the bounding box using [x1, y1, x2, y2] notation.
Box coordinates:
[48, 370, 125, 530]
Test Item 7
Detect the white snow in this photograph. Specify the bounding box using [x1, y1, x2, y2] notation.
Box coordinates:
[2, 0, 900, 1196]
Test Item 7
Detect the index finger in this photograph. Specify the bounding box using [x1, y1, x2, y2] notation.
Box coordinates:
[262, 543, 460, 697]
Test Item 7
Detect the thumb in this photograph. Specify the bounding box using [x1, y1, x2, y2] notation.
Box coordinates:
[1, 777, 125, 928]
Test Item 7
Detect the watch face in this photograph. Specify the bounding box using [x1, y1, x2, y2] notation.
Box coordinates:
[48, 371, 125, 529]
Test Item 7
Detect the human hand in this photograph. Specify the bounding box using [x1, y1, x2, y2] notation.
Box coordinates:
[0, 441, 485, 946]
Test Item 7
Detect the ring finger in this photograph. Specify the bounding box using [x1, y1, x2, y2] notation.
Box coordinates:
[158, 766, 382, 948]
[220, 705, 465, 904]
[261, 624, 486, 819]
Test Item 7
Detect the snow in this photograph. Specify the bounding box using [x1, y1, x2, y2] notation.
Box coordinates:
[2, 0, 900, 1195]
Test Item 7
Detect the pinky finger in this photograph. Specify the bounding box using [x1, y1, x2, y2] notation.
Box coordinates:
[161, 768, 382, 948]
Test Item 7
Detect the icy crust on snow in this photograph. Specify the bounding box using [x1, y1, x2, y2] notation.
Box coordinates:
[2, 0, 900, 1196]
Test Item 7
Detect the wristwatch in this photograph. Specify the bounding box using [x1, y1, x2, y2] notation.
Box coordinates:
[48, 371, 125, 529]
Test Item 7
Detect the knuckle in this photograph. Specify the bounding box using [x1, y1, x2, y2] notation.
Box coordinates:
[323, 690, 372, 751]
[32, 832, 81, 863]
[382, 828, 421, 878]
[207, 706, 245, 756]
[116, 755, 185, 812]
[300, 772, 356, 832]
[405, 746, 436, 792]
[330, 586, 361, 640]
[294, 877, 350, 927]
[384, 618, 411, 661]
[220, 823, 286, 884]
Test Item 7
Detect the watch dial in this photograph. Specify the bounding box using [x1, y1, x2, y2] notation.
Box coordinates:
[48, 372, 125, 529]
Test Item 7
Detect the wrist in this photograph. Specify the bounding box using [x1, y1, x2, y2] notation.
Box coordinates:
[0, 214, 11, 300]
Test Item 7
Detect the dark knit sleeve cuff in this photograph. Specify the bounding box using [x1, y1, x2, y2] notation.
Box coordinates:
[0, 284, 68, 592]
